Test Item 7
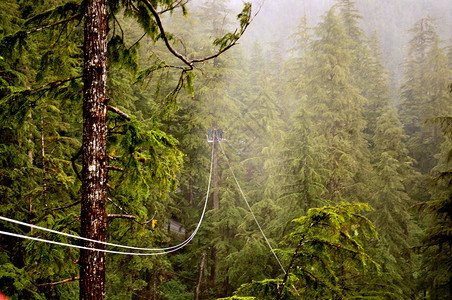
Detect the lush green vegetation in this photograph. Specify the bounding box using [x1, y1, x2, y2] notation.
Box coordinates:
[0, 0, 451, 299]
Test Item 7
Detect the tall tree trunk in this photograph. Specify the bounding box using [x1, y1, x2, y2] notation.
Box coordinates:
[213, 140, 219, 210]
[194, 251, 206, 300]
[41, 106, 47, 207]
[211, 137, 219, 283]
[189, 176, 194, 205]
[80, 0, 108, 299]
[153, 261, 157, 300]
[28, 110, 33, 214]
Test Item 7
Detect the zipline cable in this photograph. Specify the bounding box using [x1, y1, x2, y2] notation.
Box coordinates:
[219, 141, 299, 296]
[218, 140, 286, 274]
[0, 140, 215, 255]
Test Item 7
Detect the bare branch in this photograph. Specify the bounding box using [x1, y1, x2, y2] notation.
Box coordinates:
[107, 197, 130, 214]
[30, 76, 82, 94]
[107, 214, 138, 219]
[128, 32, 146, 50]
[36, 277, 80, 287]
[107, 105, 131, 120]
[110, 12, 124, 40]
[141, 0, 193, 69]
[106, 165, 124, 172]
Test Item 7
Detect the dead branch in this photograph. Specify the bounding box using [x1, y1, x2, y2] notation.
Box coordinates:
[107, 105, 131, 120]
[106, 165, 124, 172]
[110, 12, 124, 40]
[128, 32, 146, 50]
[107, 213, 157, 225]
[36, 276, 80, 287]
[107, 214, 138, 219]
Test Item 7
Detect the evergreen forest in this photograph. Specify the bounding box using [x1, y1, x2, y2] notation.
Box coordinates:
[0, 0, 451, 299]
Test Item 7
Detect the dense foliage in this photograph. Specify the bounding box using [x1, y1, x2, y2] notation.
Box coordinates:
[0, 0, 451, 299]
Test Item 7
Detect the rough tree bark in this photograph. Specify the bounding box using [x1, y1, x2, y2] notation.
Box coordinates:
[80, 0, 108, 299]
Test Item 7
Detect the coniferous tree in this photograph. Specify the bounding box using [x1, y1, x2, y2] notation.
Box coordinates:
[231, 203, 393, 299]
[224, 41, 289, 290]
[305, 7, 370, 204]
[371, 108, 421, 297]
[415, 116, 452, 299]
[276, 17, 328, 233]
[363, 31, 392, 139]
[399, 17, 452, 174]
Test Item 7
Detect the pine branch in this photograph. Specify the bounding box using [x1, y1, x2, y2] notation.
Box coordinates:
[298, 267, 344, 297]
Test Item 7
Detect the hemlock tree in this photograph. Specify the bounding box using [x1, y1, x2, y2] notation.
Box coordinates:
[276, 16, 327, 231]
[415, 116, 452, 298]
[363, 31, 392, 140]
[371, 108, 421, 297]
[231, 203, 390, 300]
[276, 105, 328, 234]
[399, 17, 452, 174]
[304, 7, 370, 204]
[219, 41, 289, 292]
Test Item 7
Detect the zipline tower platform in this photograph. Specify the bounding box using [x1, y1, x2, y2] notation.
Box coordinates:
[206, 128, 225, 143]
